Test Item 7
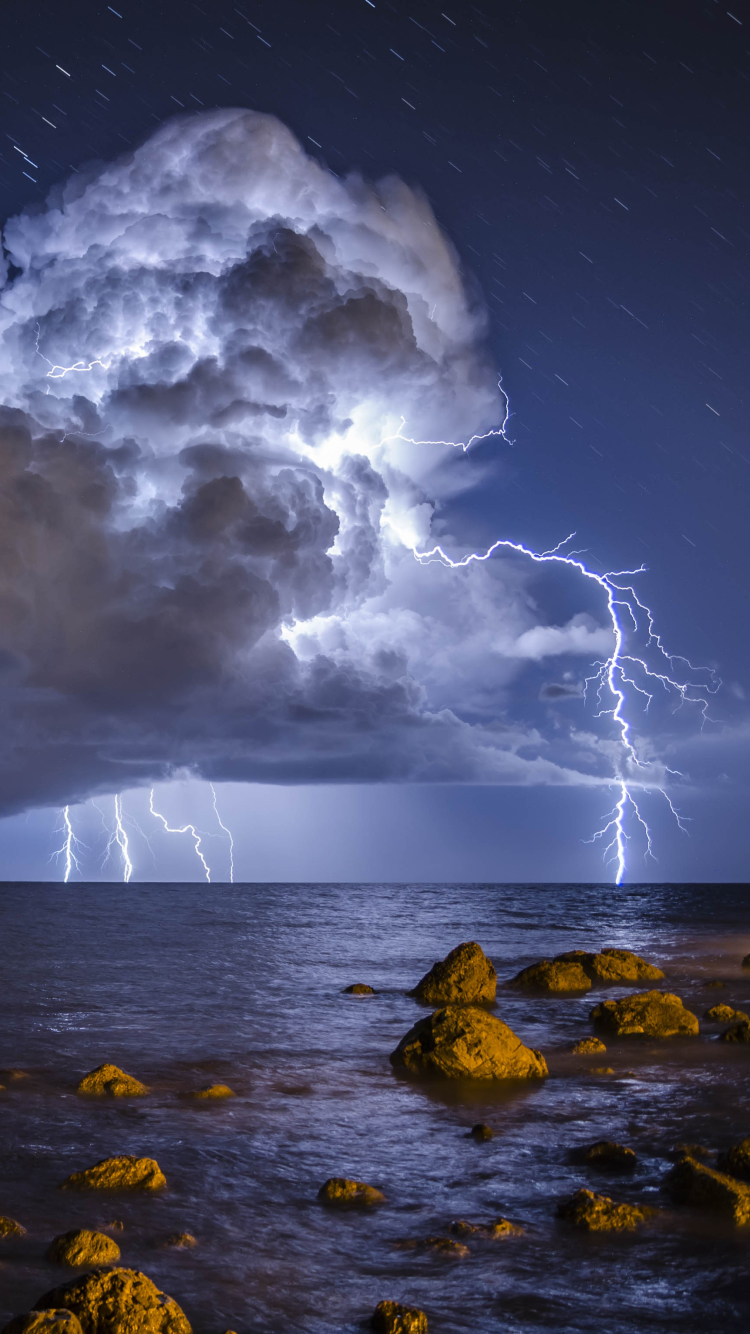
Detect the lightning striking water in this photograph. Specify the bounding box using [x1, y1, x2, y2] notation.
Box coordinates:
[210, 783, 235, 884]
[50, 806, 85, 883]
[149, 789, 212, 882]
[113, 794, 133, 882]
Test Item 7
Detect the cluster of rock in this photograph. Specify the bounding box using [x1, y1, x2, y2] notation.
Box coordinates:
[3, 1269, 192, 1334]
[509, 947, 664, 992]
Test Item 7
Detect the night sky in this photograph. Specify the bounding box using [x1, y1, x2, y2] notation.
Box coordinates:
[0, 0, 748, 883]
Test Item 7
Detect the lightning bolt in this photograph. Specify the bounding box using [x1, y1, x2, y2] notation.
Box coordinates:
[383, 379, 513, 453]
[34, 321, 109, 379]
[50, 806, 85, 883]
[210, 783, 235, 884]
[149, 789, 212, 882]
[113, 794, 133, 882]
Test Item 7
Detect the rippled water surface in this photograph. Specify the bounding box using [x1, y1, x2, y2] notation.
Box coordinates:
[2, 881, 750, 1333]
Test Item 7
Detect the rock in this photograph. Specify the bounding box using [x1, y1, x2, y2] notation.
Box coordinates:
[450, 1218, 523, 1239]
[742, 954, 750, 969]
[590, 990, 699, 1038]
[2, 1314, 84, 1334]
[704, 1004, 749, 1023]
[571, 1037, 607, 1055]
[720, 1020, 750, 1042]
[342, 984, 375, 995]
[671, 1142, 710, 1161]
[508, 960, 591, 993]
[572, 1141, 637, 1170]
[76, 1065, 148, 1098]
[192, 1084, 235, 1099]
[704, 980, 724, 988]
[390, 1005, 548, 1081]
[589, 1067, 615, 1075]
[34, 1268, 191, 1334]
[557, 1188, 654, 1231]
[396, 1236, 468, 1258]
[410, 942, 496, 1005]
[718, 1137, 750, 1180]
[665, 1155, 750, 1223]
[60, 1156, 166, 1192]
[160, 1234, 196, 1250]
[469, 1122, 494, 1142]
[102, 1222, 124, 1233]
[560, 949, 664, 985]
[317, 1178, 385, 1206]
[47, 1231, 121, 1268]
[0, 1215, 26, 1237]
[371, 1301, 427, 1334]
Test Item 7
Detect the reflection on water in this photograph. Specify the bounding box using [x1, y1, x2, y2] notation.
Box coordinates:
[0, 881, 749, 1332]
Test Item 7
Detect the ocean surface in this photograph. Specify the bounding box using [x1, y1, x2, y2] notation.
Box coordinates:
[1, 881, 750, 1334]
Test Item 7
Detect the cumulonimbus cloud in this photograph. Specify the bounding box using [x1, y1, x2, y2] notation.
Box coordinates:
[0, 108, 623, 816]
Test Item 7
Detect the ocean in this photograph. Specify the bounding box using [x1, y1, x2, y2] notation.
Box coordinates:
[1, 880, 749, 1333]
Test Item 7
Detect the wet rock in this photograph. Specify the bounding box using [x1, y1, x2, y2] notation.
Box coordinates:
[396, 1236, 468, 1258]
[342, 984, 375, 995]
[718, 1136, 750, 1180]
[559, 949, 664, 985]
[390, 1005, 548, 1081]
[410, 942, 496, 1005]
[704, 980, 725, 988]
[0, 1215, 26, 1237]
[192, 1084, 235, 1099]
[720, 1020, 750, 1042]
[450, 1218, 523, 1239]
[469, 1122, 494, 1142]
[704, 1004, 749, 1023]
[742, 954, 750, 969]
[669, 1143, 710, 1163]
[508, 959, 591, 993]
[77, 1065, 148, 1098]
[102, 1222, 124, 1233]
[589, 1066, 615, 1075]
[47, 1231, 121, 1268]
[665, 1155, 750, 1223]
[160, 1234, 196, 1250]
[571, 1141, 637, 1170]
[557, 1188, 654, 1231]
[2, 1313, 84, 1334]
[571, 1037, 607, 1055]
[317, 1178, 385, 1206]
[590, 990, 699, 1038]
[371, 1301, 427, 1334]
[61, 1156, 166, 1192]
[34, 1267, 191, 1334]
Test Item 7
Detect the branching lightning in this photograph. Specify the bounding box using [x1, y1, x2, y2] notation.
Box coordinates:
[210, 783, 235, 884]
[149, 789, 212, 882]
[34, 322, 109, 379]
[383, 379, 513, 454]
[50, 806, 85, 883]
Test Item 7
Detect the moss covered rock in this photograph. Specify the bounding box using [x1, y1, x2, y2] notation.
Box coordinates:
[0, 1215, 26, 1237]
[450, 1218, 523, 1239]
[47, 1231, 121, 1268]
[342, 984, 375, 995]
[317, 1178, 385, 1206]
[192, 1084, 234, 1099]
[61, 1157, 166, 1192]
[77, 1066, 147, 1098]
[557, 1188, 654, 1231]
[703, 1004, 749, 1023]
[34, 1268, 190, 1334]
[390, 1005, 548, 1081]
[665, 1156, 750, 1223]
[509, 960, 591, 993]
[559, 949, 663, 985]
[571, 1036, 607, 1055]
[572, 1141, 637, 1170]
[718, 1137, 750, 1180]
[410, 942, 496, 1005]
[590, 990, 698, 1038]
[720, 1020, 750, 1042]
[371, 1301, 427, 1333]
[2, 1313, 84, 1334]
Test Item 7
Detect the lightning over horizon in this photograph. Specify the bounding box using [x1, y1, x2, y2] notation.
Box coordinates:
[50, 806, 85, 884]
[210, 783, 235, 884]
[149, 789, 212, 883]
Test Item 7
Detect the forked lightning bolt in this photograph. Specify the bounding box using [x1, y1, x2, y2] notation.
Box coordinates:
[50, 806, 85, 883]
[34, 322, 109, 379]
[210, 783, 235, 884]
[149, 789, 212, 882]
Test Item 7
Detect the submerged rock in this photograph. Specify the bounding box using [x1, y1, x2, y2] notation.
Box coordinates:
[571, 1037, 607, 1055]
[450, 1218, 523, 1239]
[0, 1215, 26, 1237]
[718, 1137, 750, 1180]
[704, 1004, 749, 1023]
[571, 1141, 637, 1170]
[469, 1122, 494, 1142]
[317, 1178, 385, 1206]
[34, 1268, 191, 1334]
[410, 942, 496, 1005]
[557, 1188, 654, 1232]
[47, 1231, 121, 1268]
[720, 1020, 750, 1043]
[396, 1236, 468, 1258]
[343, 984, 375, 995]
[590, 990, 699, 1038]
[390, 1005, 548, 1081]
[2, 1314, 84, 1334]
[61, 1156, 166, 1192]
[161, 1233, 197, 1250]
[192, 1084, 235, 1099]
[77, 1065, 148, 1098]
[508, 960, 591, 993]
[371, 1301, 427, 1334]
[665, 1155, 750, 1223]
[560, 949, 664, 985]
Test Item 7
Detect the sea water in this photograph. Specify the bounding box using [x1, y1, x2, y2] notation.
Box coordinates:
[1, 881, 749, 1333]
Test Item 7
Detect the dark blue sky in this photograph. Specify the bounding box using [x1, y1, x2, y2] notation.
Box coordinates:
[0, 0, 748, 882]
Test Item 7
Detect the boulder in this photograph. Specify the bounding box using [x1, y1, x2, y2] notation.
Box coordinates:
[77, 1066, 147, 1098]
[192, 1084, 235, 1099]
[665, 1155, 750, 1223]
[720, 1020, 750, 1043]
[371, 1302, 427, 1334]
[450, 1218, 523, 1239]
[590, 990, 699, 1038]
[390, 1005, 548, 1081]
[410, 942, 496, 1005]
[571, 1037, 607, 1055]
[61, 1157, 166, 1192]
[508, 960, 591, 993]
[718, 1137, 750, 1180]
[2, 1314, 83, 1334]
[742, 953, 750, 969]
[704, 1004, 749, 1023]
[342, 984, 375, 995]
[317, 1178, 385, 1206]
[558, 949, 663, 985]
[557, 1188, 654, 1231]
[34, 1268, 190, 1334]
[571, 1141, 637, 1170]
[469, 1122, 494, 1142]
[0, 1215, 26, 1237]
[47, 1232, 121, 1268]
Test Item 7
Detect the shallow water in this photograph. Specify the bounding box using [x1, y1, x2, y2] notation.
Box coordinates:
[1, 881, 750, 1333]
